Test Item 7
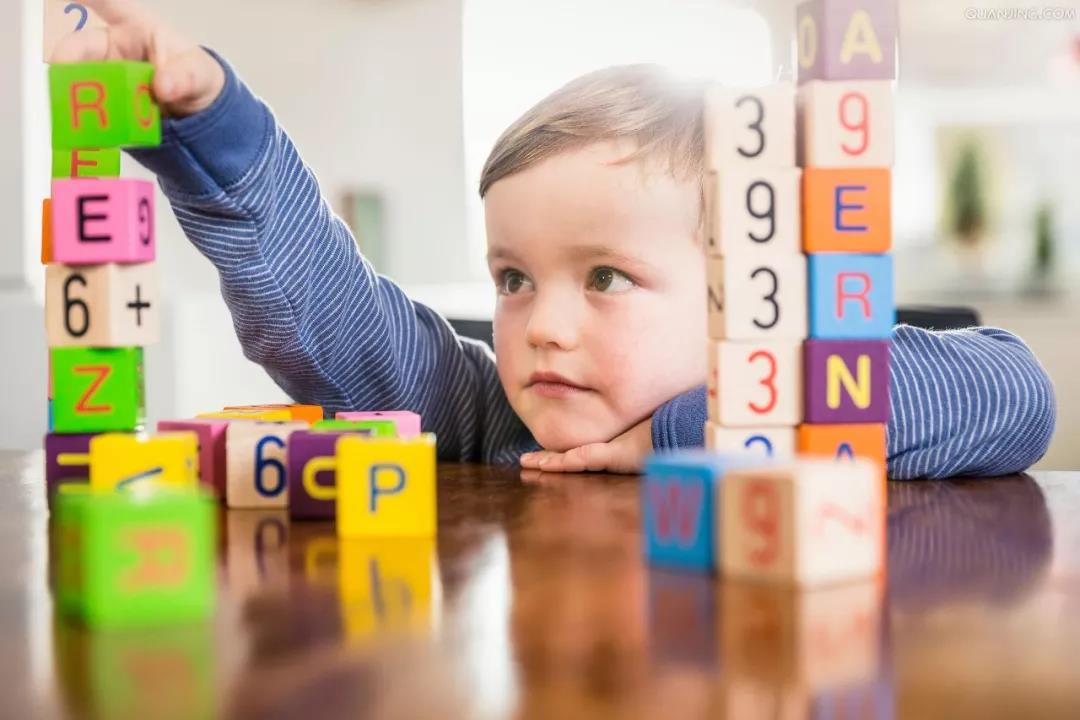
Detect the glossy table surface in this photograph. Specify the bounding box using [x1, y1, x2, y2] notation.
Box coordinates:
[2, 450, 1079, 719]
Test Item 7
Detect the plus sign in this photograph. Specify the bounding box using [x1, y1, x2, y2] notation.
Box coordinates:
[126, 284, 151, 327]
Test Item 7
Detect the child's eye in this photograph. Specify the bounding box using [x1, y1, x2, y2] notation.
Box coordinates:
[497, 269, 534, 295]
[588, 267, 635, 293]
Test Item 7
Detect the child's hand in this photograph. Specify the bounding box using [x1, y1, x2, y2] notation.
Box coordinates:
[518, 416, 654, 475]
[50, 0, 225, 118]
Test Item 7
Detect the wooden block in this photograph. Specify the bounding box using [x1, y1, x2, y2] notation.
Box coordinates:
[642, 452, 757, 572]
[53, 486, 215, 627]
[89, 432, 199, 492]
[49, 61, 161, 149]
[336, 410, 422, 438]
[51, 346, 144, 433]
[223, 510, 290, 598]
[807, 253, 894, 339]
[158, 419, 229, 499]
[797, 80, 893, 168]
[338, 538, 439, 639]
[41, 198, 53, 264]
[797, 423, 886, 474]
[44, 432, 95, 504]
[706, 166, 802, 257]
[43, 1, 106, 63]
[312, 418, 396, 436]
[796, 0, 898, 83]
[707, 340, 803, 427]
[336, 434, 437, 538]
[705, 85, 796, 168]
[706, 254, 807, 340]
[45, 263, 161, 347]
[704, 422, 795, 461]
[802, 167, 890, 253]
[804, 340, 890, 423]
[720, 581, 884, 688]
[198, 409, 292, 422]
[225, 421, 307, 508]
[720, 458, 884, 585]
[224, 403, 324, 424]
[287, 430, 344, 520]
[51, 178, 156, 264]
[52, 148, 122, 179]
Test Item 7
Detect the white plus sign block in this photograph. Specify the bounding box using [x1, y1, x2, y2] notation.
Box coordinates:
[708, 340, 803, 427]
[704, 422, 796, 461]
[706, 167, 802, 258]
[226, 421, 308, 508]
[719, 459, 884, 585]
[706, 255, 807, 341]
[45, 263, 161, 347]
[797, 80, 894, 168]
[705, 85, 796, 169]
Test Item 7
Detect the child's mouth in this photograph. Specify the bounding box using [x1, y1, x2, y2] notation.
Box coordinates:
[528, 381, 591, 399]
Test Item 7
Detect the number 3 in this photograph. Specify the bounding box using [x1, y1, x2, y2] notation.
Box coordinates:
[747, 350, 777, 414]
[735, 95, 765, 158]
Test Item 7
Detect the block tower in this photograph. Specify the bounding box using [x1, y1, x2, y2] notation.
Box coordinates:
[42, 0, 163, 499]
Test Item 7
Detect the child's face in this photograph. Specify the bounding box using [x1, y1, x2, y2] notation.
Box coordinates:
[485, 141, 707, 452]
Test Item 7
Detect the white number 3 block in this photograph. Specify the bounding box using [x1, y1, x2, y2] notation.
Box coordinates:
[708, 340, 803, 427]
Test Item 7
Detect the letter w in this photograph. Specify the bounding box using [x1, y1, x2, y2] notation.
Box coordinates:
[650, 481, 703, 547]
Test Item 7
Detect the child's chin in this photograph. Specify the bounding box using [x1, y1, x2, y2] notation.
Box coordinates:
[527, 415, 611, 453]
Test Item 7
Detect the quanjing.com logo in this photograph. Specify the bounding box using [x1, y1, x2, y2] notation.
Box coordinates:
[964, 6, 1078, 20]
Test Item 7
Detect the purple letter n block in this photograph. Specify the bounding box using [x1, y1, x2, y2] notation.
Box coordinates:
[805, 339, 890, 423]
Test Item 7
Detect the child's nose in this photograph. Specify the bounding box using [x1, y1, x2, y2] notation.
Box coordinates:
[525, 290, 581, 351]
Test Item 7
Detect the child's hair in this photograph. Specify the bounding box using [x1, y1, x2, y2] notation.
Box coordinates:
[478, 64, 707, 203]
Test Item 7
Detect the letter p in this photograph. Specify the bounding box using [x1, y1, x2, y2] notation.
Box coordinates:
[368, 463, 406, 512]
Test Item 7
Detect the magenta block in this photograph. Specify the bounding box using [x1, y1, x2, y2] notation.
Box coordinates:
[797, 0, 897, 83]
[51, 178, 156, 264]
[287, 430, 343, 520]
[158, 419, 228, 499]
[805, 339, 890, 423]
[335, 410, 421, 438]
[44, 432, 95, 505]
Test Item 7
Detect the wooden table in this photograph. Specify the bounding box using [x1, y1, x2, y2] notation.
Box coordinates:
[3, 450, 1079, 719]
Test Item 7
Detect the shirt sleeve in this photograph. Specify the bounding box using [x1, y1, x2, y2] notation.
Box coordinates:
[652, 325, 1057, 480]
[126, 50, 534, 463]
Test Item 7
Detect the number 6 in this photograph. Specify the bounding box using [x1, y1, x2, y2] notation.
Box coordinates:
[254, 435, 286, 497]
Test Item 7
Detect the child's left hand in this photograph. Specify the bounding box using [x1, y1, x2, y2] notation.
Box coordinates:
[518, 416, 653, 474]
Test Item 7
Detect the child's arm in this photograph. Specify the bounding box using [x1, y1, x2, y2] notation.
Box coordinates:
[649, 325, 1056, 479]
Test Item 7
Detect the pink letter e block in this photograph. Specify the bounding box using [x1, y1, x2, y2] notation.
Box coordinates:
[51, 178, 155, 264]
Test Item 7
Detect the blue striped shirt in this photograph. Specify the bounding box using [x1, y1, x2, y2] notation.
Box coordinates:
[129, 53, 1056, 480]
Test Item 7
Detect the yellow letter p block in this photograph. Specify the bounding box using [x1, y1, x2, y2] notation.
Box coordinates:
[336, 434, 437, 538]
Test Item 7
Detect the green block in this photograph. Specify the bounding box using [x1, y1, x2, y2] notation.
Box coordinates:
[52, 147, 122, 178]
[49, 61, 161, 150]
[311, 419, 397, 437]
[54, 488, 216, 628]
[51, 347, 145, 433]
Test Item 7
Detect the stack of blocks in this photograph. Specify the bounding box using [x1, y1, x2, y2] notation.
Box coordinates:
[646, 0, 896, 585]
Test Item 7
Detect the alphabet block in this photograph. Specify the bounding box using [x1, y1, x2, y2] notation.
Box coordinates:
[225, 403, 324, 424]
[53, 486, 215, 627]
[287, 430, 345, 520]
[720, 458, 884, 585]
[704, 423, 795, 461]
[338, 538, 439, 639]
[45, 432, 95, 504]
[706, 167, 802, 258]
[336, 410, 422, 438]
[49, 61, 161, 149]
[804, 340, 890, 424]
[708, 340, 803, 427]
[802, 167, 890, 253]
[51, 346, 144, 433]
[796, 0, 898, 83]
[797, 81, 893, 167]
[51, 178, 156, 264]
[198, 409, 292, 422]
[42, 198, 53, 264]
[807, 254, 894, 339]
[45, 263, 161, 347]
[225, 421, 307, 508]
[158, 419, 229, 499]
[52, 148, 122, 179]
[43, 1, 106, 63]
[89, 432, 199, 493]
[313, 419, 396, 437]
[336, 434, 437, 538]
[797, 422, 886, 477]
[705, 85, 796, 168]
[706, 254, 807, 340]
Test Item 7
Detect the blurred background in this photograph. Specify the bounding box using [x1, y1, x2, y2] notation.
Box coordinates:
[1, 0, 1078, 468]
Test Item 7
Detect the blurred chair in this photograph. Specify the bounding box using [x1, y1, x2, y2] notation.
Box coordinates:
[448, 305, 982, 348]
